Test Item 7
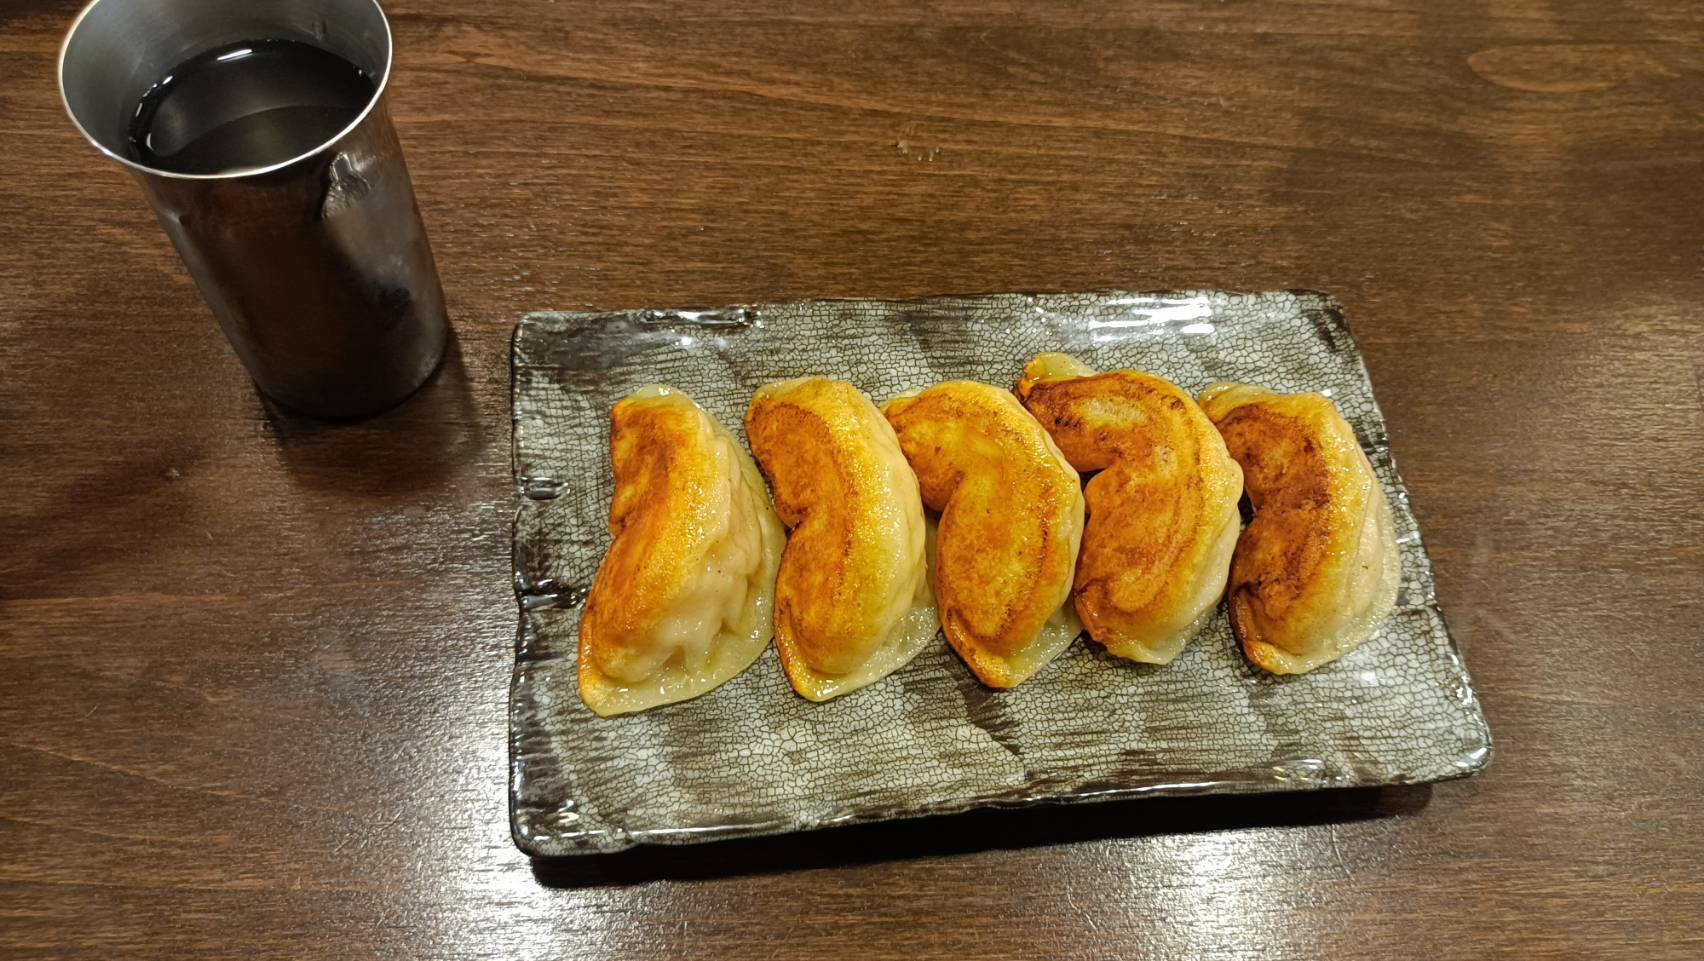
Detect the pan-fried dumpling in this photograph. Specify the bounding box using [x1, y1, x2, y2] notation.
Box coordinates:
[745, 377, 936, 701]
[1198, 383, 1400, 675]
[578, 386, 784, 716]
[882, 381, 1084, 688]
[1016, 354, 1243, 664]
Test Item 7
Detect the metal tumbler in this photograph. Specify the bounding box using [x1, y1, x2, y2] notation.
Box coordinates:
[59, 0, 449, 419]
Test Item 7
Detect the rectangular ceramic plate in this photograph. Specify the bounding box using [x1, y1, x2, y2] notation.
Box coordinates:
[510, 290, 1491, 856]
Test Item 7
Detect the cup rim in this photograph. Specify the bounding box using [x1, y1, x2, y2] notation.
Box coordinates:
[57, 0, 396, 182]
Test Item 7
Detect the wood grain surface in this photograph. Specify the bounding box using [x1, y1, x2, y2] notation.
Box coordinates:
[2, 0, 1701, 957]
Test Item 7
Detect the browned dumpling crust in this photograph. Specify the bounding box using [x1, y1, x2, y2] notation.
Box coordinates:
[746, 377, 936, 702]
[883, 381, 1084, 689]
[577, 386, 784, 716]
[1017, 354, 1243, 664]
[1199, 383, 1400, 675]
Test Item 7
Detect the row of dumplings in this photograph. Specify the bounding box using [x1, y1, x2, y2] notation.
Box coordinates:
[576, 354, 1401, 716]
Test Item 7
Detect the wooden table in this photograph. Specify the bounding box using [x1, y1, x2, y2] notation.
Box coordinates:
[3, 0, 1701, 957]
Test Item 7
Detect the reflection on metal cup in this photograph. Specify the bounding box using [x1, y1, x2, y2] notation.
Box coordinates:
[59, 0, 449, 419]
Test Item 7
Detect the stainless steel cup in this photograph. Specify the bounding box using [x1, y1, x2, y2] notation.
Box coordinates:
[59, 0, 449, 419]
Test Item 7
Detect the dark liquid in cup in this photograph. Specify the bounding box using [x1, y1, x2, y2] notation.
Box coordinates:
[125, 39, 375, 175]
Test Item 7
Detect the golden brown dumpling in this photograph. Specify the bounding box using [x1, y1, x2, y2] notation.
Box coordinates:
[1199, 383, 1401, 675]
[882, 381, 1084, 688]
[745, 377, 936, 701]
[1016, 354, 1243, 664]
[577, 386, 784, 716]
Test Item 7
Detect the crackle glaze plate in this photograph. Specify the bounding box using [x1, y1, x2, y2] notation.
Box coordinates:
[509, 290, 1491, 856]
